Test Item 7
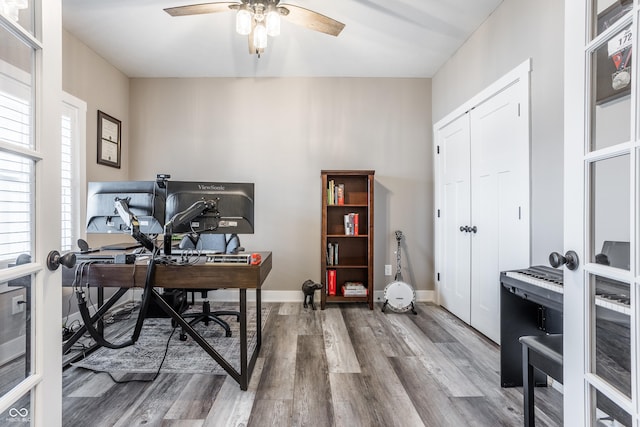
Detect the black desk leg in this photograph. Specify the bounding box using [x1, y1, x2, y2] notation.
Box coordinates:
[240, 289, 248, 390]
[523, 345, 535, 427]
[256, 289, 262, 350]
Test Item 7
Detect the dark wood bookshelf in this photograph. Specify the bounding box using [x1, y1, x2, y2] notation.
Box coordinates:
[321, 170, 374, 310]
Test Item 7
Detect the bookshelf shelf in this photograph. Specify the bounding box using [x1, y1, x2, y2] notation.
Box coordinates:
[321, 170, 374, 310]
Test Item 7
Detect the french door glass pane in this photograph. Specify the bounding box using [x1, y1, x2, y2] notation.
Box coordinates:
[0, 24, 33, 151]
[590, 273, 631, 398]
[593, 0, 633, 39]
[590, 23, 632, 151]
[0, 272, 31, 398]
[0, 152, 34, 266]
[590, 155, 630, 269]
[0, 0, 34, 35]
[591, 384, 632, 426]
[0, 389, 32, 424]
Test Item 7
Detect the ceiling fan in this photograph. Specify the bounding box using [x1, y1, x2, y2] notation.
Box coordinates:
[164, 1, 345, 56]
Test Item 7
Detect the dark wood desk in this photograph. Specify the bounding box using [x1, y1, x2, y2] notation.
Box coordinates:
[62, 252, 272, 390]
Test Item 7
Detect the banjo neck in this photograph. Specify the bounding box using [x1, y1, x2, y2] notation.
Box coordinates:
[395, 230, 403, 281]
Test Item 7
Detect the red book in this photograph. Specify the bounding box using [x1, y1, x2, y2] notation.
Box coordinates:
[328, 269, 337, 296]
[353, 213, 359, 236]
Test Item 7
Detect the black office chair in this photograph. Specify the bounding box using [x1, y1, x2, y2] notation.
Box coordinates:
[178, 233, 241, 339]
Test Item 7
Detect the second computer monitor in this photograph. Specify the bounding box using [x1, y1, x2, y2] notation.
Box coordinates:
[165, 181, 254, 234]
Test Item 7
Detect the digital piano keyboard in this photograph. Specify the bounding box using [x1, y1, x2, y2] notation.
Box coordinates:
[501, 259, 632, 425]
[502, 265, 631, 316]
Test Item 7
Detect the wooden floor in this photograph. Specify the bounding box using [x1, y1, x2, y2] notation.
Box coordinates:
[61, 302, 563, 426]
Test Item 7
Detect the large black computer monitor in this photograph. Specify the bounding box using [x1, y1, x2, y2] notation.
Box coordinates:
[164, 181, 254, 235]
[86, 181, 166, 234]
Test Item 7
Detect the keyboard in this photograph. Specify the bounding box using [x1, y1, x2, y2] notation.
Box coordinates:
[170, 248, 223, 256]
[205, 254, 252, 264]
[502, 266, 630, 316]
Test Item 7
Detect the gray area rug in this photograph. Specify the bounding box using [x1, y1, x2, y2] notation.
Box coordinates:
[72, 305, 270, 376]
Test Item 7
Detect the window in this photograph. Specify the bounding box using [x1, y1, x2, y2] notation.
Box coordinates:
[61, 94, 86, 252]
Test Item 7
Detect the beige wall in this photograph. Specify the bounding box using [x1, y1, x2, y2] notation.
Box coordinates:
[61, 29, 434, 296]
[432, 0, 565, 266]
[129, 77, 433, 294]
[62, 29, 131, 248]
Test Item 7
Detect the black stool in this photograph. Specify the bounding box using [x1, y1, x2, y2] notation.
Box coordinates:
[519, 334, 563, 427]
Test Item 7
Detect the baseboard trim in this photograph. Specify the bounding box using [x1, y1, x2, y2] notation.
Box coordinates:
[68, 289, 436, 321]
[152, 289, 436, 304]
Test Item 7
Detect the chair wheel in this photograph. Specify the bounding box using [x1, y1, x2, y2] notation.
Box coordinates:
[226, 330, 232, 337]
[179, 333, 187, 341]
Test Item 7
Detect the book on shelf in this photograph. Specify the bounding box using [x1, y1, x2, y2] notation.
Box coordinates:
[327, 269, 337, 296]
[343, 213, 359, 236]
[327, 180, 345, 206]
[343, 281, 364, 288]
[353, 212, 359, 235]
[341, 282, 367, 297]
[326, 242, 339, 266]
[336, 184, 344, 205]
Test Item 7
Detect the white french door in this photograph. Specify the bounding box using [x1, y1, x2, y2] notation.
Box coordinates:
[0, 2, 63, 426]
[564, 0, 639, 424]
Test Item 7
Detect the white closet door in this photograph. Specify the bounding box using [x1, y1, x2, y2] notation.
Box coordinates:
[437, 114, 471, 323]
[469, 83, 530, 344]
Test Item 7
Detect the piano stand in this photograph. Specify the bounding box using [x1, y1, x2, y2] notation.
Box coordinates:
[519, 334, 563, 427]
[500, 268, 563, 387]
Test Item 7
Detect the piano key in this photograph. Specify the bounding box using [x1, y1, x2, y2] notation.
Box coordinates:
[595, 295, 631, 315]
[506, 268, 630, 316]
[505, 270, 564, 294]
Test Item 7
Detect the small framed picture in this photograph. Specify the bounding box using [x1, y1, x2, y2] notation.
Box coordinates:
[97, 110, 121, 168]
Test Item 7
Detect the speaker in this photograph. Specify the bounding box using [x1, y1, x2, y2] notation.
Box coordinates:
[144, 289, 187, 318]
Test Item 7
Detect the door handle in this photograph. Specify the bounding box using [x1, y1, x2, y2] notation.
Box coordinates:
[459, 226, 477, 233]
[549, 250, 579, 271]
[46, 250, 76, 271]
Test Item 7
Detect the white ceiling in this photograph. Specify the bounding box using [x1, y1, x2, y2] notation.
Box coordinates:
[61, 0, 503, 78]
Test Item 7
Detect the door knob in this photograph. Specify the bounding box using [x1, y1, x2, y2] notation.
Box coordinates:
[549, 250, 579, 271]
[469, 226, 477, 233]
[460, 226, 469, 232]
[46, 250, 76, 271]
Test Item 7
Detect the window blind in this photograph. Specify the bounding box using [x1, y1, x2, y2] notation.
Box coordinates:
[0, 91, 32, 262]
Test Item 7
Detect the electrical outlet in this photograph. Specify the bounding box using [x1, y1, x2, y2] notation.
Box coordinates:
[384, 264, 392, 276]
[12, 295, 24, 315]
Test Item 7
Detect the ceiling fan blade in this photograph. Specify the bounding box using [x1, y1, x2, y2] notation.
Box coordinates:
[280, 4, 345, 36]
[164, 2, 240, 17]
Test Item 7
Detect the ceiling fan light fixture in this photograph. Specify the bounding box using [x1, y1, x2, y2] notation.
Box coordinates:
[265, 8, 280, 37]
[253, 22, 267, 49]
[236, 8, 252, 35]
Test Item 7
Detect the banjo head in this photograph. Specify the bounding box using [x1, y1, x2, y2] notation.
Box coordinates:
[383, 281, 415, 313]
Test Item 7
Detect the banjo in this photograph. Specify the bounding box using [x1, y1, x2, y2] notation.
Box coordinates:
[382, 230, 417, 314]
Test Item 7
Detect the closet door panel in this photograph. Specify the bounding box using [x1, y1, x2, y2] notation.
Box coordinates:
[470, 83, 529, 343]
[438, 114, 471, 323]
